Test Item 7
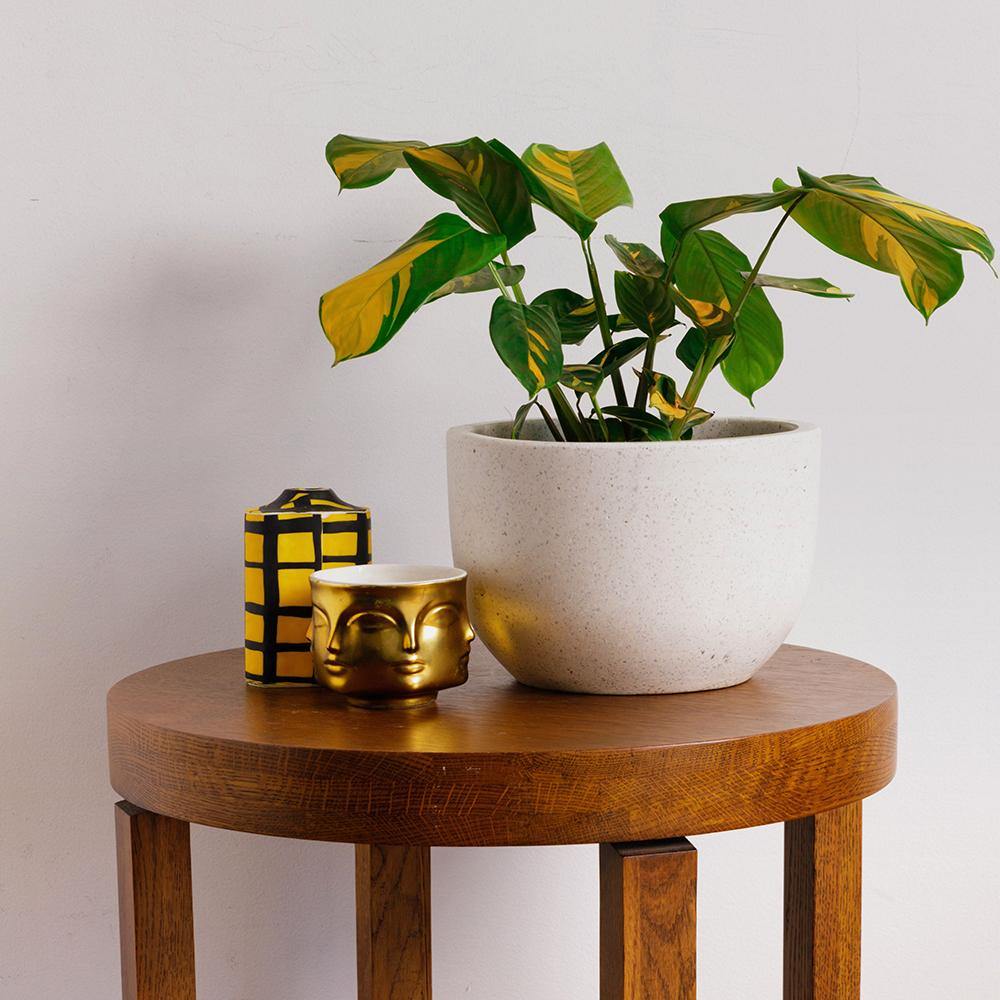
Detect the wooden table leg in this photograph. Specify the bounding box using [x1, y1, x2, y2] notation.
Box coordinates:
[115, 801, 196, 1000]
[600, 839, 697, 1000]
[784, 802, 862, 1000]
[355, 844, 431, 1000]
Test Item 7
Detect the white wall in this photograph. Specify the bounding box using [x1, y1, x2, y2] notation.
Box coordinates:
[2, 1, 998, 996]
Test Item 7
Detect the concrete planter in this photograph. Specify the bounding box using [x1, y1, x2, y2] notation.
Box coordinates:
[447, 417, 820, 694]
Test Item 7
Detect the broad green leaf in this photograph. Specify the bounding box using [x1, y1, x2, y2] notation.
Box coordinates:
[744, 273, 853, 298]
[601, 405, 671, 441]
[325, 135, 426, 190]
[426, 264, 524, 303]
[588, 336, 657, 375]
[605, 235, 666, 278]
[489, 298, 564, 395]
[559, 364, 604, 395]
[823, 174, 994, 265]
[404, 138, 534, 247]
[672, 230, 782, 401]
[614, 272, 676, 336]
[645, 371, 685, 420]
[519, 142, 633, 239]
[531, 288, 598, 344]
[320, 213, 504, 363]
[660, 190, 800, 239]
[675, 327, 732, 372]
[773, 169, 966, 319]
[676, 328, 705, 371]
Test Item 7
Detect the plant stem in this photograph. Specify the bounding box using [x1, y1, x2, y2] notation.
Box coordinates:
[591, 396, 610, 441]
[582, 238, 628, 407]
[548, 384, 585, 440]
[730, 194, 805, 322]
[501, 250, 527, 305]
[670, 197, 805, 436]
[488, 261, 514, 301]
[632, 241, 684, 408]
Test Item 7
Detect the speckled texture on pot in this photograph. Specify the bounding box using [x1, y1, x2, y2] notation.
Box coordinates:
[446, 417, 821, 694]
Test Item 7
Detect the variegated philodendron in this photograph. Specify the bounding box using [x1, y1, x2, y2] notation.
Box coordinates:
[320, 135, 994, 442]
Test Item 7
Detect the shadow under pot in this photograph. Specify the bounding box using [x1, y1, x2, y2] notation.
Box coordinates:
[308, 564, 475, 708]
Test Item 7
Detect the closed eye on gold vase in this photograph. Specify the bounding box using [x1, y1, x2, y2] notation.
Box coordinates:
[345, 610, 400, 634]
[420, 604, 460, 628]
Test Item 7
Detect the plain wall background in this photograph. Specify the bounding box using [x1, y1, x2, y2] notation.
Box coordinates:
[2, 1, 998, 996]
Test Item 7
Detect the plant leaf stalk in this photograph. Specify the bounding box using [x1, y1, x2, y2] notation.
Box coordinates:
[670, 196, 805, 437]
[632, 240, 684, 408]
[582, 238, 628, 407]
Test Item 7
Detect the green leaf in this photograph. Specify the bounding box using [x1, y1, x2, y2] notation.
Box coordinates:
[531, 289, 599, 344]
[559, 364, 605, 395]
[511, 400, 533, 438]
[675, 327, 732, 372]
[613, 272, 676, 336]
[601, 405, 671, 441]
[404, 138, 535, 248]
[743, 273, 853, 298]
[673, 230, 782, 401]
[608, 313, 637, 333]
[604, 235, 666, 278]
[489, 298, 564, 395]
[426, 264, 525, 303]
[822, 174, 994, 265]
[518, 142, 633, 239]
[773, 169, 969, 319]
[320, 213, 504, 363]
[660, 189, 800, 239]
[325, 134, 427, 190]
[588, 336, 656, 375]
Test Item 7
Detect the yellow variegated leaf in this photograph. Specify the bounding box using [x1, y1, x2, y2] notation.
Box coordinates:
[605, 235, 666, 278]
[325, 135, 427, 190]
[320, 213, 504, 363]
[488, 298, 564, 395]
[519, 142, 633, 239]
[531, 288, 598, 344]
[646, 371, 686, 420]
[746, 273, 853, 298]
[825, 174, 994, 265]
[660, 189, 800, 239]
[670, 287, 734, 332]
[775, 169, 970, 319]
[426, 264, 524, 303]
[404, 138, 534, 246]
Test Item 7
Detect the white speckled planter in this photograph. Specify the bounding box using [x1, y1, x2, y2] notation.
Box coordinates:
[447, 417, 820, 694]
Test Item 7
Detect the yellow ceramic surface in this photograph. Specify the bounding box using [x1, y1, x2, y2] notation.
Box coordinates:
[309, 565, 474, 708]
[244, 488, 371, 685]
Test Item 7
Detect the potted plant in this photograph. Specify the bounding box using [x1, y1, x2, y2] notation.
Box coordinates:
[318, 135, 992, 694]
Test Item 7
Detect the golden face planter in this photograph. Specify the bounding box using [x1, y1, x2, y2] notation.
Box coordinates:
[309, 565, 475, 708]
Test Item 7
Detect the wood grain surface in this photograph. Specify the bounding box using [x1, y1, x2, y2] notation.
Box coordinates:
[115, 801, 196, 1000]
[107, 645, 896, 846]
[356, 844, 432, 1000]
[600, 840, 697, 1000]
[784, 803, 863, 999]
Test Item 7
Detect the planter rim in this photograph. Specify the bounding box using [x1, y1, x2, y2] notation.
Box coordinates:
[449, 416, 818, 449]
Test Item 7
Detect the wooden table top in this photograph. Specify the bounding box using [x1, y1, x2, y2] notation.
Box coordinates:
[107, 645, 897, 846]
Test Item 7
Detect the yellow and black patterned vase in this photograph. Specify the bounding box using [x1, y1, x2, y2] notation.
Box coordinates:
[244, 488, 371, 686]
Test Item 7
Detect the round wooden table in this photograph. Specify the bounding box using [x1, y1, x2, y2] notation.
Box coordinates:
[108, 644, 897, 1000]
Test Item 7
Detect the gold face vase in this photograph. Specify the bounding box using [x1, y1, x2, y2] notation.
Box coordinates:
[309, 565, 474, 708]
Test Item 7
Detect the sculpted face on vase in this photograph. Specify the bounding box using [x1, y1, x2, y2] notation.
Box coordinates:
[309, 565, 474, 707]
